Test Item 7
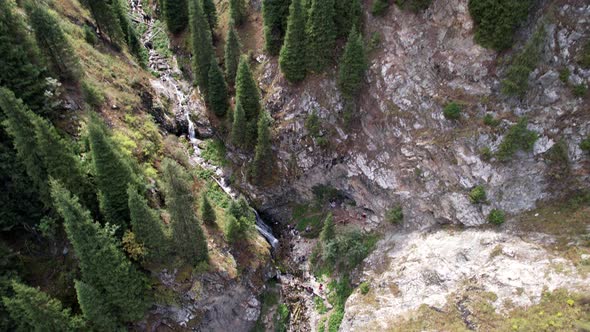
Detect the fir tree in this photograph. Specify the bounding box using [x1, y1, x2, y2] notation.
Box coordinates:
[200, 194, 216, 225]
[208, 57, 229, 117]
[0, 0, 48, 114]
[161, 158, 208, 264]
[113, 0, 147, 67]
[51, 182, 150, 328]
[306, 0, 336, 72]
[335, 0, 362, 38]
[229, 0, 246, 26]
[262, 0, 292, 56]
[88, 117, 136, 231]
[26, 4, 81, 81]
[128, 186, 169, 261]
[163, 0, 188, 34]
[81, 0, 125, 45]
[202, 0, 218, 31]
[338, 28, 367, 99]
[251, 112, 273, 183]
[235, 56, 262, 145]
[231, 102, 247, 148]
[320, 213, 335, 243]
[371, 0, 390, 17]
[189, 0, 215, 95]
[224, 215, 239, 243]
[224, 26, 241, 86]
[279, 0, 307, 82]
[74, 281, 117, 331]
[2, 281, 85, 332]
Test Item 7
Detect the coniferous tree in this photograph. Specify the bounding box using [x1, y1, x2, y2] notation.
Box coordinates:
[74, 281, 117, 331]
[320, 213, 335, 243]
[26, 4, 81, 81]
[229, 0, 246, 26]
[231, 102, 247, 148]
[88, 117, 136, 231]
[306, 0, 336, 72]
[163, 0, 188, 33]
[338, 28, 367, 99]
[113, 0, 147, 67]
[200, 194, 216, 225]
[224, 26, 241, 86]
[161, 158, 208, 264]
[279, 0, 307, 82]
[208, 57, 229, 117]
[189, 0, 215, 95]
[81, 0, 125, 45]
[128, 186, 169, 261]
[262, 0, 292, 56]
[235, 56, 262, 145]
[51, 182, 150, 329]
[371, 0, 390, 16]
[335, 0, 362, 38]
[2, 281, 85, 332]
[201, 0, 218, 31]
[251, 112, 273, 183]
[0, 0, 48, 114]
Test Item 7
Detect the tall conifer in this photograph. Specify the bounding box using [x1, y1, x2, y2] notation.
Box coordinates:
[338, 28, 367, 99]
[279, 0, 306, 82]
[231, 102, 247, 148]
[224, 26, 241, 86]
[128, 186, 169, 262]
[306, 0, 336, 72]
[163, 0, 188, 34]
[229, 0, 246, 26]
[189, 0, 215, 95]
[235, 56, 262, 145]
[208, 57, 229, 117]
[252, 112, 273, 183]
[262, 0, 292, 55]
[201, 0, 218, 31]
[335, 0, 362, 38]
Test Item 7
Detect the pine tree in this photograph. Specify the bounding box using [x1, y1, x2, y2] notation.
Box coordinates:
[224, 26, 241, 86]
[88, 117, 136, 231]
[338, 28, 367, 99]
[262, 0, 292, 56]
[26, 4, 81, 81]
[231, 102, 247, 148]
[189, 0, 215, 95]
[163, 0, 188, 33]
[235, 56, 262, 145]
[208, 57, 229, 117]
[224, 215, 239, 243]
[279, 0, 307, 82]
[251, 112, 273, 183]
[229, 0, 246, 26]
[0, 0, 48, 114]
[51, 182, 150, 328]
[335, 0, 362, 38]
[74, 281, 118, 331]
[306, 0, 336, 72]
[2, 281, 85, 332]
[320, 213, 335, 243]
[201, 0, 218, 31]
[113, 0, 147, 67]
[161, 158, 208, 264]
[200, 194, 216, 225]
[128, 186, 169, 261]
[81, 0, 125, 45]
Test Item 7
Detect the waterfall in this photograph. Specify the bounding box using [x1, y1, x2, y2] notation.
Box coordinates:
[187, 112, 196, 142]
[252, 209, 279, 249]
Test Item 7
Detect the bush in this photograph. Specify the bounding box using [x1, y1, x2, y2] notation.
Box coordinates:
[559, 68, 570, 83]
[396, 0, 433, 12]
[305, 111, 321, 137]
[443, 102, 461, 120]
[359, 281, 370, 295]
[468, 0, 534, 50]
[385, 206, 403, 224]
[573, 84, 588, 98]
[480, 146, 492, 161]
[323, 231, 377, 272]
[84, 25, 98, 45]
[469, 185, 487, 204]
[275, 304, 289, 332]
[501, 27, 545, 97]
[578, 40, 590, 69]
[496, 118, 539, 161]
[371, 0, 390, 16]
[483, 114, 500, 127]
[488, 209, 506, 225]
[81, 82, 105, 109]
[581, 137, 590, 153]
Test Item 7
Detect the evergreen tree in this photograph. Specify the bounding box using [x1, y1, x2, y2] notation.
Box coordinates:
[2, 281, 85, 332]
[224, 215, 239, 243]
[201, 0, 218, 31]
[81, 0, 125, 45]
[128, 186, 168, 261]
[163, 0, 188, 33]
[320, 213, 335, 243]
[74, 281, 117, 331]
[262, 0, 292, 56]
[279, 0, 307, 82]
[208, 57, 229, 117]
[0, 0, 48, 114]
[189, 0, 215, 95]
[235, 56, 262, 145]
[113, 0, 147, 67]
[229, 0, 246, 26]
[306, 0, 336, 72]
[224, 26, 241, 86]
[88, 117, 136, 231]
[338, 28, 367, 99]
[251, 112, 273, 183]
[51, 182, 150, 328]
[335, 0, 362, 38]
[231, 102, 247, 148]
[26, 4, 81, 81]
[371, 0, 390, 17]
[200, 194, 216, 225]
[161, 159, 208, 264]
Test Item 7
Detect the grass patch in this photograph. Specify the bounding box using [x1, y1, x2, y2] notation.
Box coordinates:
[314, 296, 328, 314]
[385, 206, 404, 224]
[292, 204, 326, 238]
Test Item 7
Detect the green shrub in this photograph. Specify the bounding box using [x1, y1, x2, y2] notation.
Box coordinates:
[314, 296, 327, 314]
[488, 209, 506, 225]
[385, 206, 403, 224]
[84, 25, 98, 45]
[305, 111, 321, 137]
[468, 0, 534, 50]
[480, 146, 492, 161]
[201, 139, 227, 166]
[559, 68, 570, 83]
[275, 304, 289, 332]
[396, 0, 433, 12]
[323, 231, 377, 272]
[372, 0, 390, 16]
[581, 137, 590, 153]
[501, 27, 545, 97]
[327, 277, 352, 332]
[573, 84, 588, 98]
[81, 82, 105, 109]
[469, 185, 487, 204]
[578, 40, 590, 68]
[359, 281, 370, 295]
[443, 102, 461, 120]
[369, 32, 382, 51]
[483, 114, 500, 127]
[496, 118, 538, 161]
